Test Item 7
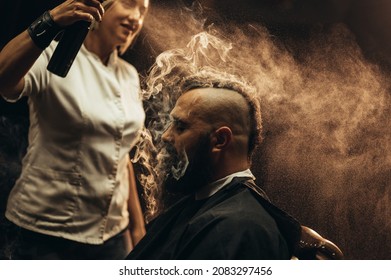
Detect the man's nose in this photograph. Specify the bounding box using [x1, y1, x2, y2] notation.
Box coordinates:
[161, 126, 172, 143]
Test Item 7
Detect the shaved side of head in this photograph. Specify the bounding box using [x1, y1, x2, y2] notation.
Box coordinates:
[178, 75, 263, 159]
[182, 88, 251, 136]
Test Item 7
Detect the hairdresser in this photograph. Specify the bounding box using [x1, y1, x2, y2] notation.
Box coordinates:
[0, 0, 149, 259]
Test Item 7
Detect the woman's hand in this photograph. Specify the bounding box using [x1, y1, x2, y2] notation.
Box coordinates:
[50, 0, 105, 27]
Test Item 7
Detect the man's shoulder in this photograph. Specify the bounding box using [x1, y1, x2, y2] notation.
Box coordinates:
[192, 183, 276, 228]
[217, 178, 269, 213]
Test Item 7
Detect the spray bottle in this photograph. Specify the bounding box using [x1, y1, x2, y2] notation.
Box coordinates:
[46, 20, 91, 78]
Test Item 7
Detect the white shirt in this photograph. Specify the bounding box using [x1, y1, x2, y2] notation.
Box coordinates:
[195, 169, 256, 200]
[3, 42, 145, 244]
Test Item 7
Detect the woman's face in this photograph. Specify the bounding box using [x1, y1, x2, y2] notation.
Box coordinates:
[99, 0, 149, 50]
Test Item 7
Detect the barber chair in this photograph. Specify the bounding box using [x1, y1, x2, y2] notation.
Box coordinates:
[292, 226, 344, 260]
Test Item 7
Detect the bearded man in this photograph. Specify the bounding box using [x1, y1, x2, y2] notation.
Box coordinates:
[127, 80, 300, 260]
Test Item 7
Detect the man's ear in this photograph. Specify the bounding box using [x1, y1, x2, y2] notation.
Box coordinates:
[211, 126, 232, 152]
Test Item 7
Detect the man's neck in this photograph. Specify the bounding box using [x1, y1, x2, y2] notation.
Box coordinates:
[210, 160, 250, 182]
[195, 169, 255, 200]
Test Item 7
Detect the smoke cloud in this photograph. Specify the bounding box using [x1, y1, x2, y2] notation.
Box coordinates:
[133, 3, 391, 259]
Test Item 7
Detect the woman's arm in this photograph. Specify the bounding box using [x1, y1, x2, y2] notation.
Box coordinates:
[0, 0, 104, 98]
[0, 31, 42, 99]
[127, 159, 146, 247]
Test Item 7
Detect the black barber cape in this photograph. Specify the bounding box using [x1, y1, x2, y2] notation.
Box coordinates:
[127, 177, 300, 259]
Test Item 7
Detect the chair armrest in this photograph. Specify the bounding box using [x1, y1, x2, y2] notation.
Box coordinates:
[293, 226, 344, 260]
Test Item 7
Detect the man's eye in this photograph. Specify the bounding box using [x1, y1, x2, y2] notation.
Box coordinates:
[173, 120, 186, 132]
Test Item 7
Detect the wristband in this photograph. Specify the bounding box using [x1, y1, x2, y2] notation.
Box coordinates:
[28, 11, 62, 50]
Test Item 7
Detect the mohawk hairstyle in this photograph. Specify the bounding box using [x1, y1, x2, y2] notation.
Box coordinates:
[179, 72, 263, 159]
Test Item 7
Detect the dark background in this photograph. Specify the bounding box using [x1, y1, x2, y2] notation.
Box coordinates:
[1, 0, 391, 259]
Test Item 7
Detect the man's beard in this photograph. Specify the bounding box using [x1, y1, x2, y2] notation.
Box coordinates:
[158, 135, 213, 196]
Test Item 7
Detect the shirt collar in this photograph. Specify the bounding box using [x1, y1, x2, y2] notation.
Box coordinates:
[195, 169, 255, 200]
[80, 44, 118, 68]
